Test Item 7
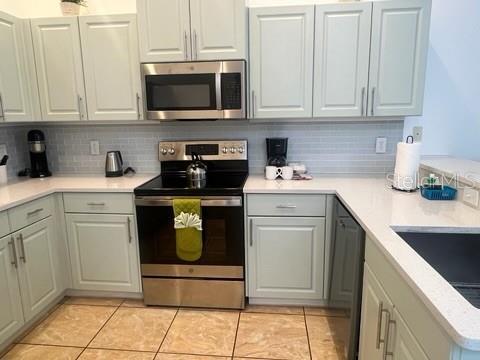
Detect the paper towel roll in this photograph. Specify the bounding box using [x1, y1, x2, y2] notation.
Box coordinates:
[393, 141, 421, 191]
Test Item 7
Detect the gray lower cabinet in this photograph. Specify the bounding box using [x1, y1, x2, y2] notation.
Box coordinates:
[0, 215, 62, 347]
[14, 217, 61, 321]
[65, 213, 140, 293]
[247, 216, 326, 300]
[0, 234, 24, 344]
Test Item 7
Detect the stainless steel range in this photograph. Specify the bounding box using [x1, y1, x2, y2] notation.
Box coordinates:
[134, 140, 248, 309]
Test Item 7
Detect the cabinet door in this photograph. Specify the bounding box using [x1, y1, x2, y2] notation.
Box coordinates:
[16, 217, 60, 322]
[137, 0, 191, 62]
[358, 264, 394, 360]
[329, 217, 362, 305]
[368, 0, 431, 117]
[313, 3, 372, 118]
[248, 217, 325, 299]
[31, 17, 86, 121]
[0, 12, 38, 122]
[79, 15, 143, 121]
[190, 0, 246, 61]
[249, 6, 314, 118]
[0, 235, 24, 344]
[66, 214, 140, 293]
[390, 308, 429, 360]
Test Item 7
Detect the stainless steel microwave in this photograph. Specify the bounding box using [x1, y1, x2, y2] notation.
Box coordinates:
[141, 61, 246, 121]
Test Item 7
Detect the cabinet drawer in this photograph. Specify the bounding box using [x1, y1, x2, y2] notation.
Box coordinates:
[0, 211, 10, 237]
[63, 193, 133, 214]
[8, 196, 54, 232]
[247, 194, 326, 217]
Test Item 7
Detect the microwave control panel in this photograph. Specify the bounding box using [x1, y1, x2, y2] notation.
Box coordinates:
[221, 73, 242, 110]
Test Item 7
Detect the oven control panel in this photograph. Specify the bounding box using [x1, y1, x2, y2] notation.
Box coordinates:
[159, 140, 248, 161]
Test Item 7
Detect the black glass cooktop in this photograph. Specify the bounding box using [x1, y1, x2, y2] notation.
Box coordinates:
[134, 172, 248, 196]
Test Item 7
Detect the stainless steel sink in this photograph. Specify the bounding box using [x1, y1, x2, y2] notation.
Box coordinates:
[396, 231, 480, 308]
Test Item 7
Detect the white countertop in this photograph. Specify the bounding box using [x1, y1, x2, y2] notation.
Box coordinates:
[421, 156, 480, 187]
[0, 174, 155, 212]
[245, 175, 480, 351]
[2, 173, 480, 350]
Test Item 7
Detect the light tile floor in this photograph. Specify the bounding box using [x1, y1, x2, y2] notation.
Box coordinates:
[2, 297, 349, 360]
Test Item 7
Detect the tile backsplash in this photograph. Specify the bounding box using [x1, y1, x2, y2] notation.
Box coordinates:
[3, 120, 404, 177]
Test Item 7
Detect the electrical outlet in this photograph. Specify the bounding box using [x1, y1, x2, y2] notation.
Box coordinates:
[0, 144, 6, 158]
[375, 137, 387, 154]
[90, 140, 100, 155]
[413, 126, 423, 142]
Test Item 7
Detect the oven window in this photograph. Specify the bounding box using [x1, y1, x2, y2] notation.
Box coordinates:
[145, 74, 216, 111]
[136, 205, 244, 266]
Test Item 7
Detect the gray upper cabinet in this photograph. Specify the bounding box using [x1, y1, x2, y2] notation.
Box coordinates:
[251, 0, 431, 120]
[79, 15, 143, 121]
[137, 0, 191, 62]
[0, 11, 39, 123]
[368, 0, 432, 117]
[313, 3, 372, 118]
[249, 6, 314, 119]
[137, 0, 246, 63]
[31, 17, 87, 122]
[190, 0, 246, 61]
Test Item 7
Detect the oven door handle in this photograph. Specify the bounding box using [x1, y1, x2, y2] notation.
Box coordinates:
[135, 197, 242, 207]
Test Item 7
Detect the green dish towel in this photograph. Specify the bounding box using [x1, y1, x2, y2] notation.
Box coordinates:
[173, 199, 203, 262]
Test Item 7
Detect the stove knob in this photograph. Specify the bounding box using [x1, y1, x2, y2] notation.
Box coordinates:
[160, 148, 168, 155]
[222, 146, 228, 154]
[168, 147, 175, 155]
[238, 146, 245, 154]
[230, 147, 237, 154]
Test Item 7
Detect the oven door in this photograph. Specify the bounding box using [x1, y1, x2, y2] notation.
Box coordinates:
[142, 62, 223, 120]
[135, 196, 244, 279]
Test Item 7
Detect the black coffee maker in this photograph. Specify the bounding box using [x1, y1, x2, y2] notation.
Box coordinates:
[266, 138, 288, 167]
[28, 130, 52, 178]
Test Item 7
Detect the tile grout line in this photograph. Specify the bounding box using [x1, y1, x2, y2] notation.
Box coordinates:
[231, 310, 242, 358]
[74, 302, 122, 359]
[155, 308, 179, 355]
[303, 307, 313, 360]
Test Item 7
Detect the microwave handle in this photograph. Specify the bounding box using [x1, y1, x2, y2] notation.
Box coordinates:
[215, 73, 222, 110]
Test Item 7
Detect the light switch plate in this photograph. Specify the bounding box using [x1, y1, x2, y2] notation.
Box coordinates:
[463, 188, 480, 208]
[413, 126, 423, 142]
[90, 140, 100, 155]
[375, 137, 387, 154]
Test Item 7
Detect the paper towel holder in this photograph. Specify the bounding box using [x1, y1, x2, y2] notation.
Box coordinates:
[391, 135, 420, 193]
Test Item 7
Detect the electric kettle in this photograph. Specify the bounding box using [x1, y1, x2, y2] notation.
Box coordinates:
[105, 151, 123, 177]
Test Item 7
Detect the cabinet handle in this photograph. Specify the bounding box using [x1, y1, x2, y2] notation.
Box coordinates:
[0, 92, 5, 119]
[276, 205, 297, 209]
[184, 30, 189, 60]
[249, 219, 253, 247]
[26, 208, 43, 217]
[136, 92, 141, 120]
[77, 95, 84, 120]
[127, 217, 132, 244]
[8, 237, 18, 268]
[361, 87, 366, 116]
[339, 220, 346, 228]
[87, 202, 106, 206]
[251, 91, 256, 118]
[18, 234, 26, 263]
[383, 315, 396, 359]
[193, 30, 198, 60]
[376, 301, 389, 349]
[371, 87, 376, 116]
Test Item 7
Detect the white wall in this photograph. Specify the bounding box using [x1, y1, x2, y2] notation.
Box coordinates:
[404, 0, 480, 160]
[0, 0, 136, 17]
